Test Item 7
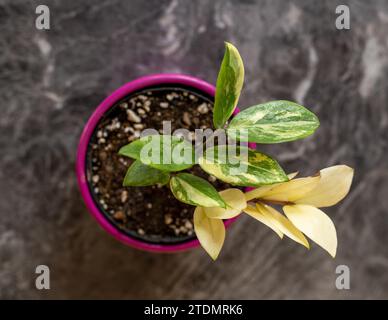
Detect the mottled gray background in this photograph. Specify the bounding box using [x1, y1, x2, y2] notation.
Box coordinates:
[1, 0, 388, 299]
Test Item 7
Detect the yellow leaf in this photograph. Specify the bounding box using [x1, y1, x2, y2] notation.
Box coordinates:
[283, 205, 337, 257]
[204, 188, 246, 219]
[295, 165, 354, 207]
[288, 172, 299, 180]
[243, 205, 283, 238]
[194, 207, 225, 260]
[260, 175, 321, 203]
[244, 185, 273, 202]
[256, 203, 309, 248]
[244, 172, 299, 201]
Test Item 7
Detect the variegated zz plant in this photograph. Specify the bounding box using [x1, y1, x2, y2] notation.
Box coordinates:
[119, 42, 354, 260]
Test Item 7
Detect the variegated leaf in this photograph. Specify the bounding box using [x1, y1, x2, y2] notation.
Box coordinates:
[199, 146, 288, 187]
[123, 160, 170, 187]
[119, 135, 194, 172]
[283, 205, 337, 257]
[227, 100, 320, 143]
[170, 173, 226, 208]
[194, 207, 226, 260]
[213, 42, 245, 129]
[204, 188, 246, 219]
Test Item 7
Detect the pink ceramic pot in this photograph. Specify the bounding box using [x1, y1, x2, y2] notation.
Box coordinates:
[76, 74, 254, 253]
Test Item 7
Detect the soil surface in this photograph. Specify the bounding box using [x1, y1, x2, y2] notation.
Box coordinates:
[87, 86, 231, 244]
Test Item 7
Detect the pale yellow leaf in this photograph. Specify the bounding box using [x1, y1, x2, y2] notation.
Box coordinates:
[295, 165, 354, 207]
[256, 203, 309, 248]
[204, 188, 247, 219]
[194, 207, 225, 260]
[244, 172, 299, 201]
[243, 205, 283, 238]
[260, 175, 321, 202]
[288, 172, 299, 180]
[244, 185, 273, 201]
[283, 205, 337, 257]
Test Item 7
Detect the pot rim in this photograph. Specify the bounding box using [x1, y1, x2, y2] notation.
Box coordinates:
[76, 73, 255, 253]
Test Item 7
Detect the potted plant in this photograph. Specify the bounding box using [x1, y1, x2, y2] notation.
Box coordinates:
[77, 43, 354, 259]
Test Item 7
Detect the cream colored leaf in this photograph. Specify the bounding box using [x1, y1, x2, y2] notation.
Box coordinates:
[204, 189, 247, 219]
[243, 205, 284, 238]
[194, 207, 225, 260]
[260, 175, 321, 202]
[256, 203, 309, 248]
[288, 172, 299, 180]
[295, 165, 354, 207]
[283, 205, 337, 257]
[244, 172, 299, 201]
[244, 185, 273, 202]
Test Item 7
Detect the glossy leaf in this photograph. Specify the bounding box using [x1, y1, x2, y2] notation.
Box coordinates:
[194, 206, 226, 260]
[204, 188, 246, 219]
[123, 160, 170, 187]
[119, 135, 194, 172]
[170, 173, 226, 208]
[256, 202, 309, 248]
[259, 175, 321, 203]
[244, 172, 299, 201]
[213, 42, 245, 129]
[284, 205, 337, 257]
[227, 100, 320, 143]
[199, 146, 288, 187]
[295, 165, 354, 207]
[244, 205, 284, 238]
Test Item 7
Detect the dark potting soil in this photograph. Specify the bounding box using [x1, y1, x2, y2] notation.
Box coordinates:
[86, 85, 232, 244]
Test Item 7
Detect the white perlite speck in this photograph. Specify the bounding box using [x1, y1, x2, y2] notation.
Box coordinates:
[143, 100, 151, 111]
[120, 190, 128, 203]
[134, 124, 144, 130]
[185, 220, 193, 230]
[197, 103, 209, 114]
[127, 109, 141, 123]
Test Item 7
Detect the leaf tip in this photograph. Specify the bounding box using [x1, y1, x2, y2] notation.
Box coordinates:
[118, 145, 127, 156]
[209, 251, 220, 261]
[224, 41, 235, 51]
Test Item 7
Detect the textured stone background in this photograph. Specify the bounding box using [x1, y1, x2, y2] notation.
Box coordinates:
[1, 0, 388, 299]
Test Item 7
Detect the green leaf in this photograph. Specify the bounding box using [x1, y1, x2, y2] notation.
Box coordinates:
[123, 160, 170, 187]
[213, 42, 245, 129]
[227, 100, 320, 143]
[199, 145, 288, 187]
[118, 135, 194, 172]
[169, 173, 227, 208]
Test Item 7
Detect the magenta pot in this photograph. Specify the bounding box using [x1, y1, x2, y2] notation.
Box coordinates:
[76, 74, 255, 253]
